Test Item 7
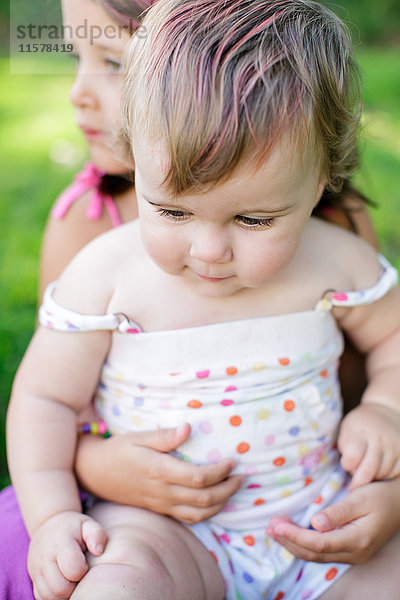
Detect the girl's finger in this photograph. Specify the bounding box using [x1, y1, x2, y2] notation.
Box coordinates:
[268, 519, 359, 555]
[131, 423, 192, 453]
[270, 533, 353, 564]
[170, 500, 231, 524]
[311, 489, 368, 531]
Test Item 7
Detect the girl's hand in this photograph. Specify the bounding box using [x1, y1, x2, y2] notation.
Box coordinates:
[267, 478, 400, 564]
[27, 511, 107, 600]
[338, 403, 400, 490]
[75, 424, 243, 524]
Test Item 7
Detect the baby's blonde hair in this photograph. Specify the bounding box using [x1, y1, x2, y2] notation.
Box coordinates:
[122, 0, 362, 195]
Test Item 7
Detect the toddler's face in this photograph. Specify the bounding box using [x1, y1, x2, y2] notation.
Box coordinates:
[62, 0, 131, 174]
[134, 136, 325, 298]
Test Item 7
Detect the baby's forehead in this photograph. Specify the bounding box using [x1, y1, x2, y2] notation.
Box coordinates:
[133, 131, 320, 196]
[133, 137, 170, 178]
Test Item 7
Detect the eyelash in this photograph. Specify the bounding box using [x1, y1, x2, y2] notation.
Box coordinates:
[155, 209, 275, 229]
[156, 209, 189, 222]
[69, 53, 122, 73]
[236, 215, 275, 229]
[105, 58, 122, 72]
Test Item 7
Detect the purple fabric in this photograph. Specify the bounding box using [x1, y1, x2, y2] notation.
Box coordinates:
[0, 485, 34, 600]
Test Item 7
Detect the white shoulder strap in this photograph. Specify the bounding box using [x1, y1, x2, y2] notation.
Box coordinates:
[39, 282, 142, 333]
[316, 254, 398, 311]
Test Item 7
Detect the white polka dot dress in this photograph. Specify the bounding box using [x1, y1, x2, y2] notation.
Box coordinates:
[39, 254, 398, 600]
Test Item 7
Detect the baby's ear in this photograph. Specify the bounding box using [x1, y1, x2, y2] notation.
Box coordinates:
[111, 126, 135, 172]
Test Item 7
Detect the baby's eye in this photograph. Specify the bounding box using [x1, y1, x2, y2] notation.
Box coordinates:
[235, 215, 275, 229]
[156, 208, 191, 222]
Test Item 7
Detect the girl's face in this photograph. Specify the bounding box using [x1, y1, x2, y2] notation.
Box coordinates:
[62, 0, 131, 173]
[134, 137, 325, 299]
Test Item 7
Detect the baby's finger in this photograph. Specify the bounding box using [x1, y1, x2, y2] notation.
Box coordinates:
[32, 574, 54, 600]
[376, 450, 400, 481]
[349, 445, 383, 490]
[56, 542, 88, 582]
[339, 437, 366, 474]
[45, 560, 77, 598]
[81, 517, 108, 556]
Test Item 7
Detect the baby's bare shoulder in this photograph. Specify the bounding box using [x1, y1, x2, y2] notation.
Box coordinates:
[55, 220, 142, 315]
[305, 218, 381, 290]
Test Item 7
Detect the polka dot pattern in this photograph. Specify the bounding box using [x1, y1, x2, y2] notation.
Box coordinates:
[237, 442, 250, 454]
[325, 567, 338, 581]
[243, 535, 255, 546]
[188, 399, 202, 408]
[226, 366, 238, 376]
[284, 399, 295, 411]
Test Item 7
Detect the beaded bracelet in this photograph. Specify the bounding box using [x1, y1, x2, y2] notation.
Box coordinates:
[77, 420, 112, 438]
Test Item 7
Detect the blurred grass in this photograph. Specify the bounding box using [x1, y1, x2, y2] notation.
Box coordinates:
[0, 60, 86, 487]
[0, 46, 399, 488]
[353, 48, 400, 264]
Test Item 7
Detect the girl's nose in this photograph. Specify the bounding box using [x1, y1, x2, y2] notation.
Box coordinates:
[69, 69, 98, 110]
[189, 225, 232, 264]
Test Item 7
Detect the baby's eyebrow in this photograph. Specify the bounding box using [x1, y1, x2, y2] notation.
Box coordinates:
[143, 195, 179, 207]
[235, 205, 295, 215]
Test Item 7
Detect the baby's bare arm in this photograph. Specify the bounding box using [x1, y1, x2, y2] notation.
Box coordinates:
[336, 261, 400, 486]
[7, 324, 110, 534]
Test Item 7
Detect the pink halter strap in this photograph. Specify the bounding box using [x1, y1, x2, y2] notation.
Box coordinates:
[52, 162, 122, 228]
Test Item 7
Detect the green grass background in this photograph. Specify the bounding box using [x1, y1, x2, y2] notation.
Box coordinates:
[0, 44, 400, 488]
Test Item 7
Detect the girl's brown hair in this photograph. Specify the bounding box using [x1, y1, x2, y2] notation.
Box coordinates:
[95, 0, 154, 32]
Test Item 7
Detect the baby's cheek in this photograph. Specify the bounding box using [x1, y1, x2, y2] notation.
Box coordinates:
[144, 230, 185, 274]
[244, 239, 298, 286]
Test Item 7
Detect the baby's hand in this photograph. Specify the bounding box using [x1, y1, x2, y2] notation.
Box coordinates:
[28, 511, 107, 600]
[338, 403, 400, 490]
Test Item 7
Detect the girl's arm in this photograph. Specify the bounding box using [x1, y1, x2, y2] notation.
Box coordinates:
[75, 426, 243, 524]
